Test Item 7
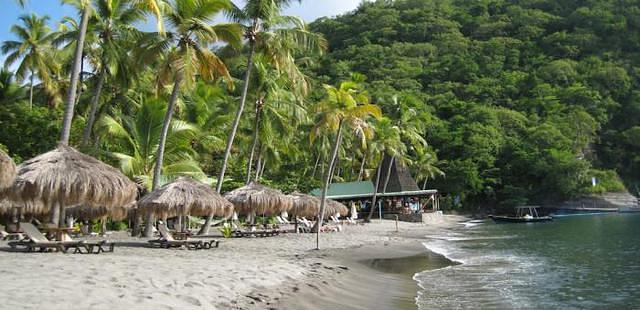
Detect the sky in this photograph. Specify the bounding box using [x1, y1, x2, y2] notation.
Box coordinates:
[0, 0, 362, 44]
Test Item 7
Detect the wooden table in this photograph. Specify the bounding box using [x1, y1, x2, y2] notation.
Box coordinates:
[39, 227, 76, 241]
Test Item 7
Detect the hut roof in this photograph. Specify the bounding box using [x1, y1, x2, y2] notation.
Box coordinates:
[0, 150, 16, 191]
[0, 199, 48, 217]
[224, 182, 292, 215]
[326, 199, 349, 216]
[290, 192, 321, 218]
[289, 193, 349, 218]
[9, 145, 137, 209]
[138, 177, 233, 218]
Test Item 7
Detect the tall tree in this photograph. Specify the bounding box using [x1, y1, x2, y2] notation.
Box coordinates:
[311, 79, 381, 249]
[199, 0, 326, 234]
[2, 14, 58, 109]
[80, 0, 145, 147]
[59, 0, 91, 145]
[139, 0, 241, 237]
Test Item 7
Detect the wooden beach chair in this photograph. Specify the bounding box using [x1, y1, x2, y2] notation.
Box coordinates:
[148, 224, 219, 250]
[7, 223, 85, 253]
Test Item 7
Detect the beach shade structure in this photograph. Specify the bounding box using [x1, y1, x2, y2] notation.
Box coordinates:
[138, 177, 234, 231]
[0, 150, 16, 193]
[289, 192, 321, 218]
[8, 145, 138, 226]
[326, 199, 349, 217]
[224, 182, 293, 218]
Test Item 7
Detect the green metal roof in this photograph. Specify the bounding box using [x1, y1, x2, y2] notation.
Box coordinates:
[310, 181, 375, 197]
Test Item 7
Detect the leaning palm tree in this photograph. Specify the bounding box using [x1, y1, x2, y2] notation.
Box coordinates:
[365, 117, 408, 222]
[244, 56, 307, 184]
[198, 3, 325, 234]
[80, 0, 145, 147]
[2, 13, 58, 109]
[138, 0, 241, 237]
[59, 0, 91, 145]
[214, 0, 325, 191]
[412, 148, 445, 189]
[311, 78, 381, 249]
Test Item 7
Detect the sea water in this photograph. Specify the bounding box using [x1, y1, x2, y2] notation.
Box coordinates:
[415, 214, 640, 309]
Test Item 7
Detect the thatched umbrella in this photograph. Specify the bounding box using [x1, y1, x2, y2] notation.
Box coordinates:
[0, 150, 16, 192]
[290, 192, 321, 218]
[9, 144, 137, 226]
[326, 199, 349, 217]
[224, 182, 293, 219]
[138, 177, 233, 231]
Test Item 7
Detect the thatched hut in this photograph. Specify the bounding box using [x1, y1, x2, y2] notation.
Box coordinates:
[0, 150, 16, 192]
[290, 192, 320, 218]
[138, 177, 233, 218]
[326, 199, 349, 217]
[9, 145, 137, 225]
[224, 182, 293, 217]
[138, 177, 233, 231]
[289, 193, 349, 218]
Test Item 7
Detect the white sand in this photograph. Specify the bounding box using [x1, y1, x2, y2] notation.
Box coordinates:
[0, 215, 465, 309]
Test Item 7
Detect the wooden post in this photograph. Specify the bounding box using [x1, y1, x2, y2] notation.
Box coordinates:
[395, 214, 398, 232]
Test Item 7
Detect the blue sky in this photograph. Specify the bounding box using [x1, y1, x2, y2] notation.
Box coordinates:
[0, 0, 362, 43]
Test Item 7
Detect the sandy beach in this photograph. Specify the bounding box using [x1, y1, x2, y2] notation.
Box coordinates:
[0, 215, 465, 310]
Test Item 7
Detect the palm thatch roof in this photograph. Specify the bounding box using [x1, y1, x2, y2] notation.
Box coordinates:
[0, 150, 16, 191]
[66, 203, 134, 221]
[224, 182, 293, 216]
[289, 192, 321, 218]
[9, 145, 137, 209]
[326, 199, 349, 216]
[0, 199, 48, 217]
[289, 193, 349, 218]
[138, 177, 233, 219]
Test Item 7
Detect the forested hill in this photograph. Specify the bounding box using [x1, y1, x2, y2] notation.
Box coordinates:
[309, 0, 639, 209]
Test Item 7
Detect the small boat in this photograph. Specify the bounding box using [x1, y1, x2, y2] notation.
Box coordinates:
[489, 206, 552, 223]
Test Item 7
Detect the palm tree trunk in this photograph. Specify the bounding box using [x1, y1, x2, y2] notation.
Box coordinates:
[357, 155, 366, 181]
[29, 72, 33, 109]
[422, 178, 428, 190]
[144, 74, 183, 238]
[312, 153, 321, 179]
[59, 4, 90, 145]
[199, 41, 256, 236]
[245, 102, 262, 185]
[382, 156, 395, 193]
[254, 148, 262, 182]
[314, 120, 343, 249]
[365, 160, 383, 222]
[259, 157, 267, 179]
[75, 52, 85, 107]
[81, 67, 106, 147]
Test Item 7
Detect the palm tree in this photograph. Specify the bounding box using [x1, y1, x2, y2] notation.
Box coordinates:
[365, 117, 407, 222]
[2, 14, 58, 109]
[413, 148, 445, 189]
[244, 56, 307, 184]
[311, 79, 381, 249]
[214, 0, 326, 190]
[139, 0, 241, 237]
[59, 0, 91, 145]
[94, 97, 205, 188]
[80, 0, 145, 147]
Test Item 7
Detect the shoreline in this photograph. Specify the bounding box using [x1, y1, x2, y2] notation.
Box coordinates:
[247, 215, 466, 310]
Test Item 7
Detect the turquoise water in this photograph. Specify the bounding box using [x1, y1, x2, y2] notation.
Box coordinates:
[416, 214, 640, 309]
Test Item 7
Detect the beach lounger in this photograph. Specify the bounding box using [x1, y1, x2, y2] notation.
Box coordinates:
[148, 224, 219, 250]
[7, 223, 86, 253]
